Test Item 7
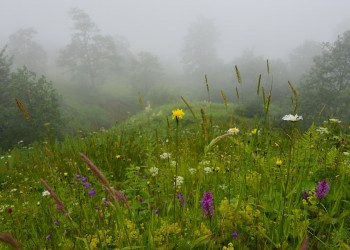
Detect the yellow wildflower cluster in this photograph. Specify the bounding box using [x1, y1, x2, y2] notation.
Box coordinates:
[219, 198, 264, 240]
[115, 219, 139, 246]
[246, 171, 261, 194]
[154, 220, 182, 247]
[86, 230, 113, 250]
[222, 242, 234, 250]
[194, 222, 212, 238]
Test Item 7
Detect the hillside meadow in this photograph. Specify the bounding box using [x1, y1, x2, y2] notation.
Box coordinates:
[1, 96, 350, 249]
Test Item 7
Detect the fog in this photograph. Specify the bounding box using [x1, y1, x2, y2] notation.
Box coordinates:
[1, 0, 350, 66]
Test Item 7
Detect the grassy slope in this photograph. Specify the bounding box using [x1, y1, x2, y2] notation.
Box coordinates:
[1, 102, 350, 249]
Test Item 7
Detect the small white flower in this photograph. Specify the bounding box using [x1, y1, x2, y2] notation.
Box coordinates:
[219, 184, 227, 190]
[10, 189, 17, 192]
[204, 167, 212, 174]
[316, 127, 329, 134]
[42, 190, 50, 196]
[189, 168, 197, 175]
[329, 118, 341, 123]
[37, 201, 41, 206]
[160, 152, 171, 160]
[282, 114, 303, 122]
[199, 160, 210, 166]
[227, 127, 239, 135]
[170, 161, 177, 167]
[343, 152, 350, 156]
[174, 176, 184, 189]
[149, 167, 159, 177]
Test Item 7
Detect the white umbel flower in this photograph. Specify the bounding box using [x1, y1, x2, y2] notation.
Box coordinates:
[42, 190, 50, 196]
[149, 167, 159, 177]
[282, 114, 303, 122]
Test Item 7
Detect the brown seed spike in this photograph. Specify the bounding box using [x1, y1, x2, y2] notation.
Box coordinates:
[0, 232, 21, 250]
[15, 98, 31, 122]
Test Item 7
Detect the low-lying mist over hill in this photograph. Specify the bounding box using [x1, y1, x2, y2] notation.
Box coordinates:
[1, 0, 350, 150]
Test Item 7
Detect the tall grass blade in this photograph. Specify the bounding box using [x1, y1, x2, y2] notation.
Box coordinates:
[220, 90, 228, 110]
[200, 109, 208, 142]
[288, 80, 298, 114]
[234, 65, 242, 84]
[181, 96, 197, 122]
[266, 59, 270, 74]
[257, 74, 261, 95]
[235, 87, 239, 100]
[80, 153, 129, 207]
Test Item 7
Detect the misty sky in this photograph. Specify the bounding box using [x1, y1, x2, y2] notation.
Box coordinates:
[1, 0, 350, 66]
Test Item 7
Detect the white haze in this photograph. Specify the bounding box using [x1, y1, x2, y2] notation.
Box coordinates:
[1, 0, 350, 68]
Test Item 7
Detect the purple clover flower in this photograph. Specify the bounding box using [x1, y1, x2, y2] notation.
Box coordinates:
[46, 234, 51, 240]
[302, 190, 310, 200]
[177, 193, 184, 206]
[76, 174, 81, 179]
[81, 176, 87, 182]
[316, 179, 330, 199]
[88, 188, 96, 196]
[231, 231, 238, 239]
[54, 220, 60, 226]
[82, 182, 90, 189]
[201, 191, 214, 217]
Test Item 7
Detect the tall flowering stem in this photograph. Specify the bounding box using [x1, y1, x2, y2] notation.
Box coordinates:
[201, 191, 214, 218]
[172, 109, 184, 222]
[80, 153, 128, 208]
[316, 179, 330, 199]
[0, 232, 21, 250]
[280, 112, 302, 243]
[40, 178, 66, 213]
[80, 153, 132, 248]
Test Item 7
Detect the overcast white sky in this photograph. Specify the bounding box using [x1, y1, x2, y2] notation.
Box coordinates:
[1, 0, 350, 65]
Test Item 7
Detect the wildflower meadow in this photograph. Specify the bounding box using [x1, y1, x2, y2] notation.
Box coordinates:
[1, 75, 350, 250]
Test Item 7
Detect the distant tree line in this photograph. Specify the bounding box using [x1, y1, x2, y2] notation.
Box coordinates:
[2, 8, 350, 150]
[0, 47, 63, 151]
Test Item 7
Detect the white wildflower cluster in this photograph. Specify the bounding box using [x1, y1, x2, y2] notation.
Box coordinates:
[282, 114, 303, 122]
[10, 189, 17, 193]
[42, 190, 50, 197]
[174, 176, 184, 189]
[316, 127, 329, 134]
[204, 167, 212, 174]
[149, 167, 159, 177]
[227, 127, 239, 135]
[328, 118, 341, 123]
[170, 161, 177, 167]
[160, 152, 171, 160]
[199, 160, 210, 166]
[189, 168, 197, 175]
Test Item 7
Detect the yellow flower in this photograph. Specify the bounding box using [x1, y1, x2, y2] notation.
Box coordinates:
[276, 159, 282, 166]
[115, 154, 121, 159]
[172, 109, 185, 120]
[64, 172, 68, 177]
[227, 127, 239, 135]
[251, 128, 257, 135]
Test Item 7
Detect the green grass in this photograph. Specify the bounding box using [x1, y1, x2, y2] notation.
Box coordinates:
[1, 98, 350, 249]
